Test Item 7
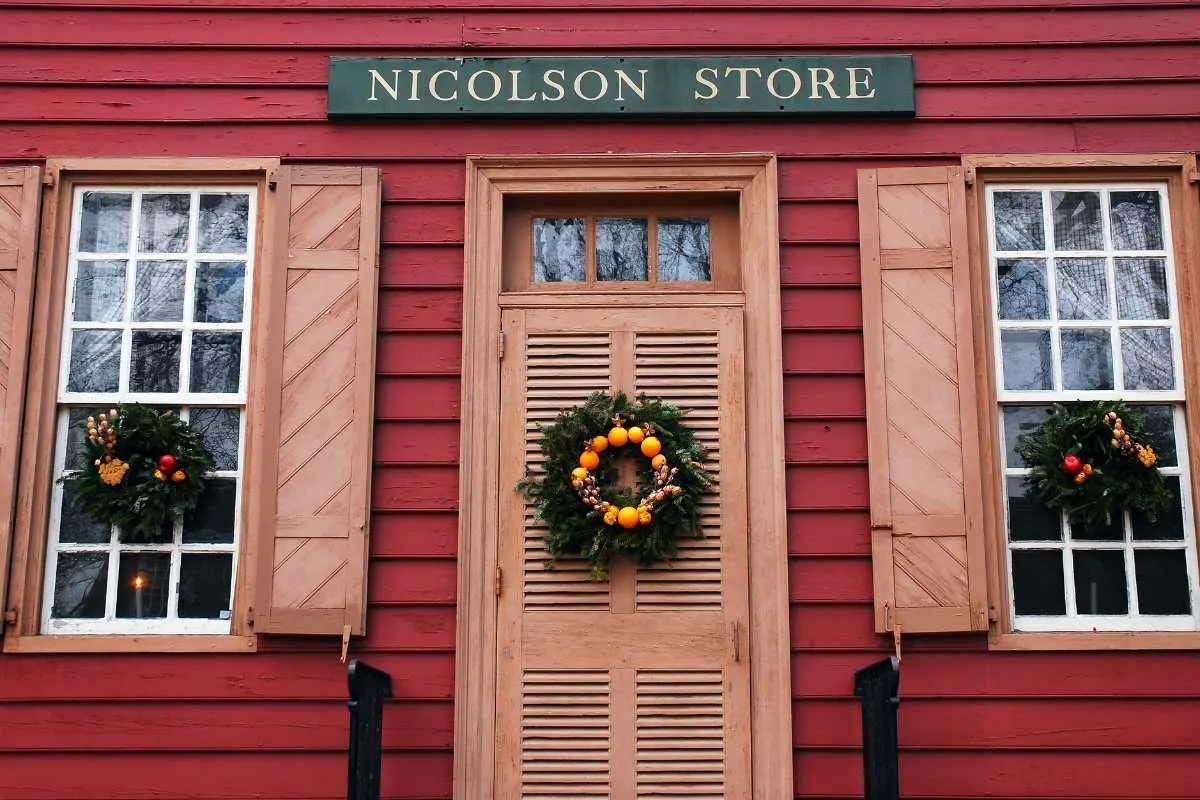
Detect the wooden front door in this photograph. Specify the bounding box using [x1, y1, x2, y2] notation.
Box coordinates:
[494, 304, 752, 799]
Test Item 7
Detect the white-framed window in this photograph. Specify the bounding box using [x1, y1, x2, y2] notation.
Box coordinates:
[987, 183, 1199, 632]
[45, 186, 256, 634]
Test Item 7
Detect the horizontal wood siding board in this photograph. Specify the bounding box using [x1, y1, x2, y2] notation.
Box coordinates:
[3, 5, 1200, 800]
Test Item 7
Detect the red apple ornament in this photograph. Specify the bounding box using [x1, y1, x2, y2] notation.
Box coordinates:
[158, 454, 177, 472]
[1062, 455, 1082, 474]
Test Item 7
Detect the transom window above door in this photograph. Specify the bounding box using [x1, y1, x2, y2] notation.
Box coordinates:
[502, 196, 739, 292]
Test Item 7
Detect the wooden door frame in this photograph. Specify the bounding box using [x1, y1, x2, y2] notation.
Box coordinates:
[454, 153, 791, 799]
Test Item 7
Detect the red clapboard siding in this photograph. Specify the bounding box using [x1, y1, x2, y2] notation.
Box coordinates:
[0, 751, 451, 799]
[2, 3, 1200, 800]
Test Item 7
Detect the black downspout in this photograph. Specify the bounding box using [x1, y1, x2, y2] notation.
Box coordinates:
[347, 659, 393, 800]
[853, 656, 901, 800]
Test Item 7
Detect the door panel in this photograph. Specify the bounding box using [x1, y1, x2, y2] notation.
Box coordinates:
[495, 305, 750, 799]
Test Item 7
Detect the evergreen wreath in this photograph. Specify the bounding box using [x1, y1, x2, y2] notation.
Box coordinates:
[517, 390, 712, 580]
[1016, 401, 1172, 534]
[60, 404, 216, 542]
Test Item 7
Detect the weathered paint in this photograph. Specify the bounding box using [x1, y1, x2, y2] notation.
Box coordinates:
[1, 1, 1200, 798]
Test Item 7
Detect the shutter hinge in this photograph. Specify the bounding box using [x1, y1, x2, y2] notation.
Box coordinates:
[245, 606, 255, 627]
[494, 566, 503, 597]
[1188, 170, 1200, 184]
[3, 608, 16, 626]
[42, 172, 56, 188]
[267, 167, 279, 191]
[497, 328, 506, 360]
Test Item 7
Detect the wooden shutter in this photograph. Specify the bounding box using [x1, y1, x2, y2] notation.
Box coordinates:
[495, 305, 751, 799]
[858, 166, 989, 634]
[0, 166, 40, 628]
[250, 165, 381, 636]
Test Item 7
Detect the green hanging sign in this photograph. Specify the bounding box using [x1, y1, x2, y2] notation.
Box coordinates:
[327, 56, 915, 118]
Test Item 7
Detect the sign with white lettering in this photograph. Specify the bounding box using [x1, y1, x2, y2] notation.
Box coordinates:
[327, 56, 914, 117]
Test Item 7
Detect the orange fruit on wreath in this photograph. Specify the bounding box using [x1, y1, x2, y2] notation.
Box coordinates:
[639, 436, 662, 458]
[617, 506, 640, 529]
[579, 450, 600, 470]
[651, 454, 667, 470]
[627, 426, 645, 444]
[591, 435, 609, 452]
[608, 426, 629, 447]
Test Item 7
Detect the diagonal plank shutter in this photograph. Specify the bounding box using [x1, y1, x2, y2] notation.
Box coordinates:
[495, 305, 751, 799]
[0, 167, 40, 630]
[858, 166, 989, 634]
[250, 165, 381, 636]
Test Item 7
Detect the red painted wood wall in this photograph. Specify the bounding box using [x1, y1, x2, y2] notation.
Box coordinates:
[2, 1, 1200, 797]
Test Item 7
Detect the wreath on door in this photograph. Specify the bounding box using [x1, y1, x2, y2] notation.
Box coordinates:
[517, 391, 712, 580]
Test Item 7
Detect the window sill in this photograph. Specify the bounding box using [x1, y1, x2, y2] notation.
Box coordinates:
[990, 630, 1200, 651]
[3, 633, 257, 654]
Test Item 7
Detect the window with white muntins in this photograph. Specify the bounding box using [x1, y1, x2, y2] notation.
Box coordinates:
[987, 183, 1199, 632]
[46, 186, 255, 634]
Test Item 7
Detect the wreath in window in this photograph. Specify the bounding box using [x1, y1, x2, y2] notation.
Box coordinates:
[60, 404, 215, 542]
[1016, 401, 1172, 534]
[517, 391, 712, 581]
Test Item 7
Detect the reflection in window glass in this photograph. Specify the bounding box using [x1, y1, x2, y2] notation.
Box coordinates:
[48, 185, 254, 635]
[532, 218, 585, 283]
[657, 218, 711, 282]
[596, 218, 648, 282]
[996, 259, 1049, 320]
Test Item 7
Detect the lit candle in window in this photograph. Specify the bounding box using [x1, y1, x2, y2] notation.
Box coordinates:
[131, 573, 146, 618]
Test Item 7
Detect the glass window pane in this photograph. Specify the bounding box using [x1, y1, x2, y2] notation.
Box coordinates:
[178, 554, 234, 619]
[138, 193, 191, 254]
[1070, 515, 1123, 542]
[58, 483, 111, 544]
[189, 408, 240, 471]
[1055, 258, 1109, 320]
[172, 554, 232, 619]
[1002, 405, 1053, 468]
[78, 192, 131, 253]
[1073, 550, 1128, 615]
[190, 332, 242, 394]
[198, 193, 250, 254]
[132, 260, 186, 322]
[1109, 191, 1164, 251]
[130, 331, 181, 393]
[118, 517, 174, 545]
[1001, 329, 1052, 391]
[532, 218, 585, 283]
[992, 191, 1045, 251]
[1134, 550, 1191, 615]
[67, 330, 121, 393]
[1115, 258, 1169, 320]
[194, 262, 246, 323]
[1012, 550, 1066, 615]
[1052, 191, 1104, 251]
[73, 261, 127, 322]
[1061, 329, 1113, 390]
[183, 478, 237, 544]
[596, 218, 648, 282]
[657, 218, 711, 282]
[64, 407, 108, 466]
[115, 553, 170, 618]
[51, 552, 108, 618]
[996, 259, 1049, 320]
[1132, 476, 1184, 541]
[1120, 327, 1174, 391]
[1006, 477, 1062, 541]
[1127, 405, 1177, 467]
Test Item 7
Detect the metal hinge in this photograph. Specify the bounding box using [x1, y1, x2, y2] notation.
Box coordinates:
[494, 566, 503, 597]
[498, 327, 506, 360]
[3, 608, 16, 626]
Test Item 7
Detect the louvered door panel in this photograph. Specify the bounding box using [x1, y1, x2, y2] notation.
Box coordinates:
[522, 671, 611, 797]
[634, 332, 723, 612]
[522, 333, 613, 610]
[496, 305, 751, 800]
[636, 671, 725, 800]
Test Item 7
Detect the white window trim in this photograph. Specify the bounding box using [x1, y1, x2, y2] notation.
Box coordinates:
[985, 181, 1200, 633]
[43, 184, 257, 635]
